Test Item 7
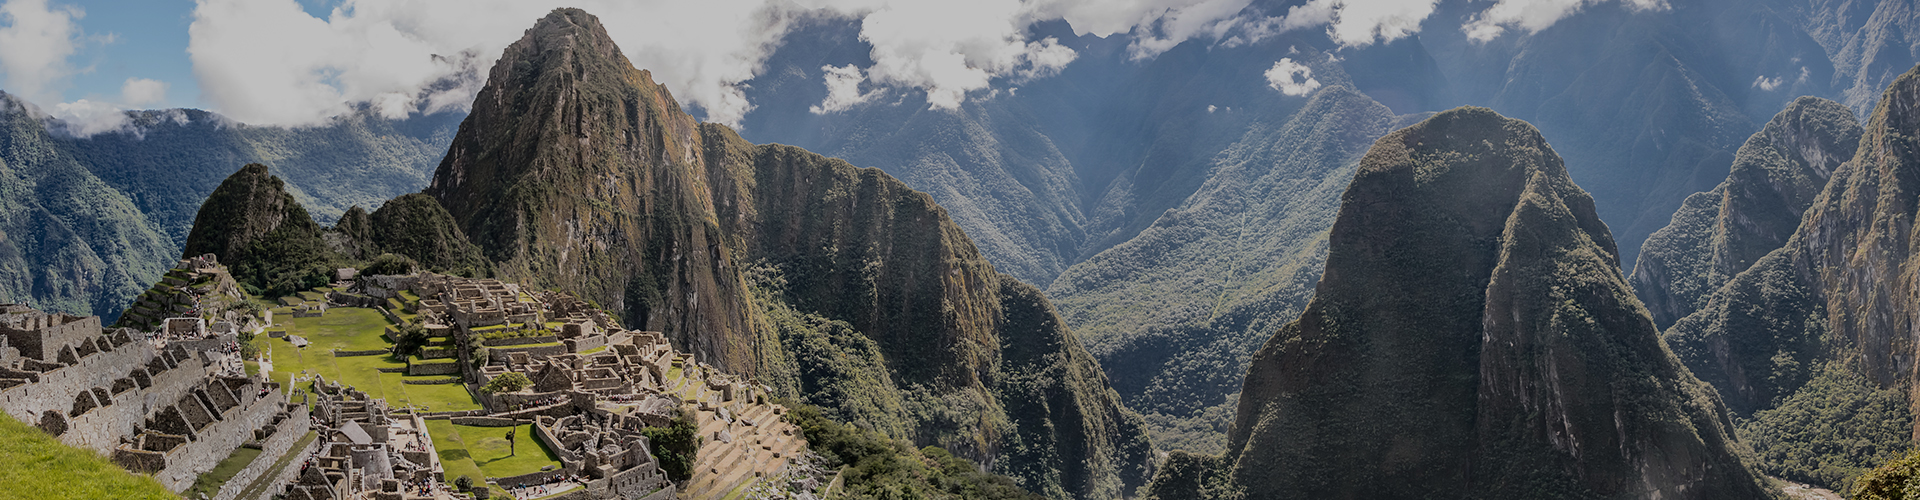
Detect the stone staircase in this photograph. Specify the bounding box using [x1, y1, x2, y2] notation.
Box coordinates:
[680, 401, 808, 499]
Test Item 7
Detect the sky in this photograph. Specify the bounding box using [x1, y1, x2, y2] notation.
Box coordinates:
[0, 0, 1653, 134]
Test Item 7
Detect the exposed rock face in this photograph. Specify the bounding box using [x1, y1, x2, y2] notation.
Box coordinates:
[1150, 107, 1773, 499]
[425, 9, 1153, 498]
[1631, 97, 1862, 329]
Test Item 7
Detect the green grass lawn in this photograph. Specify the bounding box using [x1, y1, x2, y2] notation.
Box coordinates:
[434, 422, 563, 479]
[183, 445, 263, 498]
[425, 419, 494, 497]
[425, 421, 562, 496]
[252, 306, 478, 412]
[0, 413, 173, 500]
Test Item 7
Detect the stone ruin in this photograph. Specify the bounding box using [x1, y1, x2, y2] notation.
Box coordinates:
[0, 303, 302, 493]
[117, 254, 243, 331]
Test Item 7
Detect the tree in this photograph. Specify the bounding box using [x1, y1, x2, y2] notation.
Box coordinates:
[391, 321, 431, 358]
[361, 253, 417, 276]
[453, 475, 473, 492]
[1855, 452, 1920, 500]
[641, 404, 701, 481]
[480, 372, 531, 394]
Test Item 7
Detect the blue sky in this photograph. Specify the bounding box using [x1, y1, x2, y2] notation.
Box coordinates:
[56, 0, 198, 108]
[35, 0, 340, 110]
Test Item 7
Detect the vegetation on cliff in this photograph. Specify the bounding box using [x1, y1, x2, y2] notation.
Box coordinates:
[1630, 97, 1861, 329]
[784, 401, 1043, 500]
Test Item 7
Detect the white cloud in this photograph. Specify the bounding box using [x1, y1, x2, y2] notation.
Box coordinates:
[188, 0, 799, 127]
[120, 78, 168, 107]
[48, 99, 128, 137]
[0, 0, 82, 105]
[849, 0, 1078, 110]
[1753, 75, 1782, 92]
[177, 0, 1451, 125]
[1463, 0, 1667, 42]
[811, 64, 877, 114]
[1264, 58, 1320, 96]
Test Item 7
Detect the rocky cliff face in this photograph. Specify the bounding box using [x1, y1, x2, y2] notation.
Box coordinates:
[1149, 107, 1773, 499]
[1631, 97, 1862, 329]
[426, 9, 1152, 498]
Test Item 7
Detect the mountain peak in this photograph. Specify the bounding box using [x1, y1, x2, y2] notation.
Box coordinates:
[1148, 106, 1773, 499]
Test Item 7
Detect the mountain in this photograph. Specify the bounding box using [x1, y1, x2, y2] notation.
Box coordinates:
[1631, 97, 1862, 329]
[0, 93, 459, 321]
[425, 9, 1153, 498]
[1655, 64, 1920, 489]
[179, 163, 336, 298]
[1146, 107, 1774, 499]
[0, 94, 173, 324]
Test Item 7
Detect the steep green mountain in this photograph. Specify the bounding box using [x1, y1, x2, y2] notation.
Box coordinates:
[1147, 107, 1774, 499]
[425, 9, 1152, 498]
[366, 194, 490, 277]
[1631, 97, 1862, 329]
[1659, 65, 1920, 489]
[1420, 0, 1836, 271]
[735, 0, 1873, 457]
[1044, 86, 1400, 454]
[0, 94, 173, 323]
[180, 163, 337, 297]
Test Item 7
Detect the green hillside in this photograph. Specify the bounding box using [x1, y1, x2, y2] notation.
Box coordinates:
[0, 413, 174, 500]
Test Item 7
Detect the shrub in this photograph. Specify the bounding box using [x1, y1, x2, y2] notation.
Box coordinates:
[480, 373, 531, 394]
[453, 475, 473, 492]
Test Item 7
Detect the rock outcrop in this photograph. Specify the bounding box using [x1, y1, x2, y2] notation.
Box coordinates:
[1149, 107, 1774, 499]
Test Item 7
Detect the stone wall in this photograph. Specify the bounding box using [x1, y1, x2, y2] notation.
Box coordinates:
[489, 344, 565, 362]
[0, 337, 216, 454]
[153, 385, 287, 491]
[407, 359, 460, 376]
[213, 405, 312, 500]
[481, 336, 560, 347]
[0, 314, 100, 362]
